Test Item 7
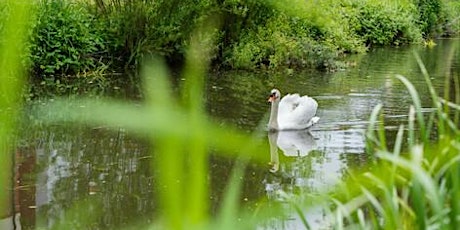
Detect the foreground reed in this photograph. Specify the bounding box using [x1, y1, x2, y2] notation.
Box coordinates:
[288, 53, 460, 229]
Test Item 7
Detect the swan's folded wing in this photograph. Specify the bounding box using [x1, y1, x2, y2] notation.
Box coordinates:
[278, 94, 300, 115]
[278, 95, 318, 129]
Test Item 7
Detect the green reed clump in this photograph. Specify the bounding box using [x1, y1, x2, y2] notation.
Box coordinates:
[314, 54, 460, 229]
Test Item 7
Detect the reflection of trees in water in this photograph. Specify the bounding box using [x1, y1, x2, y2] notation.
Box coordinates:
[17, 126, 154, 228]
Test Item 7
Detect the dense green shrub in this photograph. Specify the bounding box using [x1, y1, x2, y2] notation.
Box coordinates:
[91, 0, 215, 69]
[443, 0, 460, 36]
[28, 0, 107, 78]
[1, 0, 459, 81]
[415, 0, 443, 37]
[224, 12, 339, 69]
[344, 0, 422, 46]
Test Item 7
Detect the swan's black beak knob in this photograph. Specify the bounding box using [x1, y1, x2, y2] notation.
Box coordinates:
[268, 93, 276, 102]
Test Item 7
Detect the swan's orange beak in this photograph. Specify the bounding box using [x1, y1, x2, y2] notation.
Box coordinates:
[268, 95, 275, 102]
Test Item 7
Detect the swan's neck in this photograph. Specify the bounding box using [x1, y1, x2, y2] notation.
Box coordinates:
[268, 100, 279, 131]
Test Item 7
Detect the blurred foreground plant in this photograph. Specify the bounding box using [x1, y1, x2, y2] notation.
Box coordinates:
[0, 0, 32, 218]
[302, 52, 460, 229]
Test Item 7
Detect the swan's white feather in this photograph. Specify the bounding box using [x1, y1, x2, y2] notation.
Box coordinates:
[277, 93, 318, 130]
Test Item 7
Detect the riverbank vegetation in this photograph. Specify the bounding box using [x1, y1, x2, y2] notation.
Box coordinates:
[1, 0, 460, 85]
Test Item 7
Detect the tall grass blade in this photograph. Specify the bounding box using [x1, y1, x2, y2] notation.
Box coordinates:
[396, 75, 427, 142]
[411, 180, 427, 230]
[393, 125, 404, 156]
[408, 105, 416, 147]
[414, 53, 445, 135]
[0, 0, 32, 214]
[449, 164, 460, 229]
[364, 172, 400, 228]
[366, 103, 383, 153]
[292, 202, 311, 230]
[377, 150, 443, 214]
[142, 57, 174, 107]
[377, 111, 388, 152]
[215, 162, 246, 230]
[142, 60, 185, 229]
[180, 19, 220, 224]
[453, 72, 460, 125]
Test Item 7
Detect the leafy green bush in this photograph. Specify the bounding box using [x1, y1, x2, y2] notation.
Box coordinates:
[344, 0, 422, 46]
[1, 0, 459, 82]
[415, 0, 443, 37]
[222, 7, 341, 70]
[91, 0, 215, 69]
[28, 0, 106, 78]
[430, 0, 460, 37]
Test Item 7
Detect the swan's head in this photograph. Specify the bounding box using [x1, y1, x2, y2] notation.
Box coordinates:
[268, 89, 281, 103]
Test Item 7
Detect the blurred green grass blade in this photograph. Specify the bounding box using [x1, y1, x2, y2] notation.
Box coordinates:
[215, 162, 245, 229]
[414, 54, 446, 135]
[449, 164, 460, 229]
[360, 186, 385, 219]
[292, 202, 311, 229]
[48, 198, 102, 229]
[426, 111, 435, 139]
[440, 99, 460, 111]
[155, 134, 184, 230]
[408, 105, 416, 147]
[363, 172, 400, 227]
[180, 20, 219, 223]
[378, 111, 387, 151]
[411, 181, 427, 230]
[0, 0, 32, 213]
[391, 125, 404, 187]
[393, 125, 404, 155]
[396, 75, 427, 142]
[453, 72, 460, 124]
[414, 53, 437, 103]
[142, 58, 186, 228]
[366, 103, 383, 153]
[377, 150, 443, 214]
[142, 57, 174, 107]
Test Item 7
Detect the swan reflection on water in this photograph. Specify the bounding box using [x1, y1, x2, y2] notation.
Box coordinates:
[263, 130, 329, 229]
[267, 130, 317, 173]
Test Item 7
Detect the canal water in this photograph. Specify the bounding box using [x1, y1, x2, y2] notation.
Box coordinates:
[4, 39, 460, 229]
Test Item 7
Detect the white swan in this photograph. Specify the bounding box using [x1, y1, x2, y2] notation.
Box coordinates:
[268, 89, 320, 131]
